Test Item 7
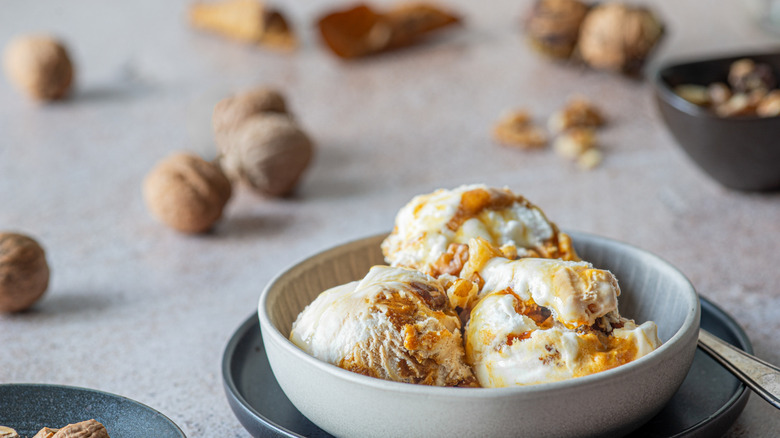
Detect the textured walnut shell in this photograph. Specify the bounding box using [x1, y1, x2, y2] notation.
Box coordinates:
[143, 153, 232, 233]
[213, 87, 287, 149]
[0, 426, 20, 438]
[577, 3, 664, 75]
[221, 114, 313, 197]
[50, 420, 109, 438]
[525, 0, 589, 59]
[0, 233, 50, 313]
[3, 35, 74, 101]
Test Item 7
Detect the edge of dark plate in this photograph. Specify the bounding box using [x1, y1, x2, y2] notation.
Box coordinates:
[0, 383, 186, 438]
[223, 298, 753, 438]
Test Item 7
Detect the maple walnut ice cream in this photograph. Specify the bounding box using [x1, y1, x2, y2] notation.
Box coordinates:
[289, 184, 660, 387]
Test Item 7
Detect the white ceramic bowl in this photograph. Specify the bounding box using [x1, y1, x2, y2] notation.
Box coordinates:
[258, 232, 700, 438]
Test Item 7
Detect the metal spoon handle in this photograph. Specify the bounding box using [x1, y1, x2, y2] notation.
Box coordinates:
[698, 329, 780, 410]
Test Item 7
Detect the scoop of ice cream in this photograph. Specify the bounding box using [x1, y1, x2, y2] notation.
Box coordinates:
[381, 184, 579, 277]
[463, 239, 661, 387]
[290, 265, 476, 386]
[462, 237, 618, 328]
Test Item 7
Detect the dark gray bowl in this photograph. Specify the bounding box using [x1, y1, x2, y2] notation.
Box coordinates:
[654, 51, 780, 191]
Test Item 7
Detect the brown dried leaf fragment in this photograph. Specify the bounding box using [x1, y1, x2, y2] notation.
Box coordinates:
[317, 3, 460, 59]
[51, 419, 109, 438]
[492, 109, 548, 148]
[189, 0, 296, 50]
[0, 233, 50, 313]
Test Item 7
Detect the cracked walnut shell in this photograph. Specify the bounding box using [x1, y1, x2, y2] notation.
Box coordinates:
[219, 113, 313, 197]
[0, 232, 50, 313]
[143, 152, 232, 233]
[3, 35, 74, 101]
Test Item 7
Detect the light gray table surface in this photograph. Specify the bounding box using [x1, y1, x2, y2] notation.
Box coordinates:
[1, 1, 779, 436]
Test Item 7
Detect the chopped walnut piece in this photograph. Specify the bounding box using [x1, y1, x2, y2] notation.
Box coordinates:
[492, 109, 548, 148]
[707, 82, 732, 106]
[189, 0, 296, 50]
[728, 58, 776, 93]
[757, 89, 780, 117]
[317, 2, 460, 59]
[673, 84, 710, 106]
[553, 127, 596, 157]
[714, 93, 757, 117]
[548, 96, 605, 133]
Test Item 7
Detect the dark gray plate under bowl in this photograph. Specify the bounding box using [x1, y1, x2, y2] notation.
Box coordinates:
[223, 297, 752, 438]
[0, 384, 185, 438]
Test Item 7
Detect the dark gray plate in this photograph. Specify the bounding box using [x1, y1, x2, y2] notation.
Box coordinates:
[0, 384, 185, 438]
[222, 297, 752, 438]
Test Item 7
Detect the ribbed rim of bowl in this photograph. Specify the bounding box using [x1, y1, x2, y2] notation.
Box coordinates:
[654, 50, 780, 121]
[258, 231, 701, 399]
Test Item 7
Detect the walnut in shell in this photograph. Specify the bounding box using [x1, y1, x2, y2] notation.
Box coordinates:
[0, 232, 50, 313]
[3, 35, 74, 101]
[577, 3, 664, 75]
[220, 113, 313, 197]
[525, 0, 589, 59]
[213, 87, 287, 149]
[143, 153, 232, 233]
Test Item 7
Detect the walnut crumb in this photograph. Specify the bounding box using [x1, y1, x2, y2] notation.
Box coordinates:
[492, 110, 548, 149]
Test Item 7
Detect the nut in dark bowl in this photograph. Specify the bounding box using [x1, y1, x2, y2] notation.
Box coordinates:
[654, 51, 780, 191]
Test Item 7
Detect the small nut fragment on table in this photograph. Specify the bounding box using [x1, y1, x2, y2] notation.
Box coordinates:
[189, 0, 296, 50]
[220, 113, 314, 197]
[553, 127, 602, 170]
[50, 419, 109, 438]
[32, 428, 58, 438]
[0, 426, 19, 438]
[728, 58, 775, 93]
[317, 2, 461, 59]
[492, 110, 548, 148]
[3, 34, 74, 101]
[547, 96, 605, 133]
[143, 152, 232, 233]
[0, 232, 50, 313]
[577, 3, 664, 75]
[213, 86, 288, 147]
[524, 0, 590, 59]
